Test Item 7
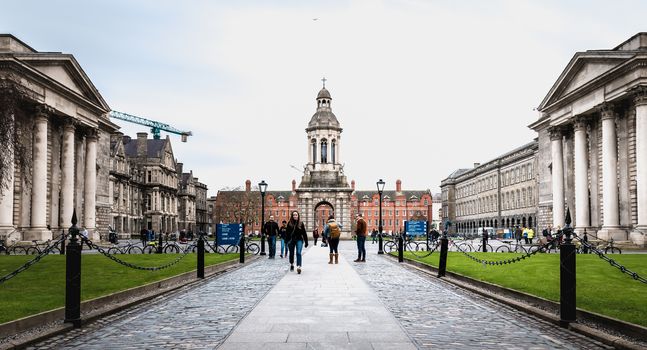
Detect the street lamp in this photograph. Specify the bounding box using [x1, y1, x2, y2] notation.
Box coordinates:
[259, 180, 268, 256]
[377, 179, 385, 254]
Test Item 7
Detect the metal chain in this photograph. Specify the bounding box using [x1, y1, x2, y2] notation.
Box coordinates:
[448, 234, 560, 266]
[84, 238, 198, 271]
[0, 234, 68, 284]
[410, 239, 442, 259]
[573, 233, 647, 284]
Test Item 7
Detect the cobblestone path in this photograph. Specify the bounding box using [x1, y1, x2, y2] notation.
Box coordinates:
[342, 243, 612, 350]
[29, 257, 288, 349]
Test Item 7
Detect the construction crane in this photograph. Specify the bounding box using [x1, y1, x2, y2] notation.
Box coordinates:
[109, 110, 193, 142]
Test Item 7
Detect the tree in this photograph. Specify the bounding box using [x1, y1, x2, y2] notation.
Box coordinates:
[0, 76, 34, 193]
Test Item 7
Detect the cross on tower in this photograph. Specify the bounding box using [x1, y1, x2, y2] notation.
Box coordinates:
[322, 77, 327, 88]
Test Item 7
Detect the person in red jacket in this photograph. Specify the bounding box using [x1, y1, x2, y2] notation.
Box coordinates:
[354, 214, 368, 262]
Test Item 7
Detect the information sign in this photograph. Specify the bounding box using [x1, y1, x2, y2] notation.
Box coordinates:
[216, 223, 243, 245]
[405, 220, 428, 236]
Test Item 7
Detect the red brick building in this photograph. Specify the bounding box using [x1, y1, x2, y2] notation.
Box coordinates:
[213, 179, 433, 236]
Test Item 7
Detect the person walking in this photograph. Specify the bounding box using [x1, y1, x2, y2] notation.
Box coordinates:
[140, 227, 148, 247]
[279, 220, 288, 258]
[371, 229, 378, 244]
[354, 213, 368, 262]
[324, 215, 341, 264]
[527, 227, 535, 244]
[287, 211, 308, 274]
[263, 215, 279, 259]
[514, 225, 523, 244]
[313, 227, 320, 246]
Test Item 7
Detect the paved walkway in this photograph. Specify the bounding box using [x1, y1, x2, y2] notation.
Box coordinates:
[219, 242, 415, 350]
[30, 240, 613, 349]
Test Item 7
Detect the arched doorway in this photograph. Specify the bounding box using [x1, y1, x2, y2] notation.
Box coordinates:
[314, 201, 334, 234]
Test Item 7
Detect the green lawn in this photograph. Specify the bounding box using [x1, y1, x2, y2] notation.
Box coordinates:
[401, 252, 647, 327]
[0, 253, 238, 324]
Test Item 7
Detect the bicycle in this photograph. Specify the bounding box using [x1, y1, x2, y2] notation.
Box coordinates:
[163, 240, 194, 254]
[225, 237, 260, 255]
[495, 240, 527, 254]
[25, 240, 60, 255]
[383, 234, 419, 253]
[107, 240, 144, 254]
[599, 238, 622, 254]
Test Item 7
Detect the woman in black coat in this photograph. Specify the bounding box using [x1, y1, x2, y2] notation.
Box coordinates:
[286, 210, 308, 274]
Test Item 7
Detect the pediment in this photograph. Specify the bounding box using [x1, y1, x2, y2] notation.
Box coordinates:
[112, 140, 125, 158]
[539, 53, 631, 110]
[21, 56, 110, 112]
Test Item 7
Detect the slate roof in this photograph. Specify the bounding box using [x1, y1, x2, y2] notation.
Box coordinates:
[353, 190, 431, 200]
[123, 138, 166, 158]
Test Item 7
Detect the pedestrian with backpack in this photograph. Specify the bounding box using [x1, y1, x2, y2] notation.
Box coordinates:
[287, 211, 308, 274]
[324, 215, 342, 264]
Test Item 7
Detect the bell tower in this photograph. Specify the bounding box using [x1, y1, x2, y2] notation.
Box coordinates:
[296, 79, 353, 237]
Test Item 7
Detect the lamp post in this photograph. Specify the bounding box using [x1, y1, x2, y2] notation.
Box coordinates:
[377, 179, 385, 254]
[259, 180, 268, 256]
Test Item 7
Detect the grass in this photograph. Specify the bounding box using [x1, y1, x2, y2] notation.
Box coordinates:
[400, 251, 647, 327]
[0, 253, 239, 324]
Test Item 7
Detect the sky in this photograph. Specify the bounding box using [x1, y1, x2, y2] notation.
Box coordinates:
[2, 0, 646, 196]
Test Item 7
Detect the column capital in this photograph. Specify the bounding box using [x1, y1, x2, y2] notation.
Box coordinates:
[548, 126, 564, 141]
[573, 116, 589, 131]
[85, 128, 99, 140]
[598, 103, 616, 121]
[632, 85, 647, 107]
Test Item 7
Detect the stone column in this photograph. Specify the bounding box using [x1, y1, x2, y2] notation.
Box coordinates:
[599, 104, 623, 240]
[550, 127, 565, 228]
[573, 117, 590, 232]
[632, 88, 647, 246]
[60, 122, 75, 228]
[84, 131, 98, 240]
[26, 111, 52, 241]
[0, 114, 15, 237]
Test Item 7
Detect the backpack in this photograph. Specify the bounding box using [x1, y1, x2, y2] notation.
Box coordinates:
[328, 222, 341, 239]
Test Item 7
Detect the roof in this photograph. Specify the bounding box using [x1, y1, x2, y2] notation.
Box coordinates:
[308, 110, 340, 129]
[123, 138, 166, 158]
[317, 87, 331, 99]
[354, 190, 432, 201]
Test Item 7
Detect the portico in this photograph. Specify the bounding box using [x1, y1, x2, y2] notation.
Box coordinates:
[531, 33, 647, 246]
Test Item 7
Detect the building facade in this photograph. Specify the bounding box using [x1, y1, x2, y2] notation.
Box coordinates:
[441, 141, 539, 235]
[0, 34, 118, 242]
[195, 180, 208, 233]
[530, 33, 647, 246]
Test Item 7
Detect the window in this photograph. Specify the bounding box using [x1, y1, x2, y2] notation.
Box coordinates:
[331, 139, 336, 164]
[311, 140, 316, 163]
[321, 139, 328, 163]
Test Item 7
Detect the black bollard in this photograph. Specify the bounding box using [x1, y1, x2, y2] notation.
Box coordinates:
[197, 234, 205, 279]
[157, 232, 163, 254]
[398, 234, 404, 262]
[60, 231, 66, 255]
[64, 210, 82, 328]
[560, 209, 576, 325]
[239, 234, 245, 263]
[437, 231, 449, 278]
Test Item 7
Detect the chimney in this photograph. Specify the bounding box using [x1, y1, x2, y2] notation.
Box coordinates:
[292, 179, 296, 191]
[396, 179, 402, 192]
[351, 180, 355, 190]
[474, 163, 480, 168]
[176, 162, 183, 175]
[137, 132, 147, 157]
[245, 180, 251, 192]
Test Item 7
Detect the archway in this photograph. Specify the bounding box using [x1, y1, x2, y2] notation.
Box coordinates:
[314, 201, 334, 234]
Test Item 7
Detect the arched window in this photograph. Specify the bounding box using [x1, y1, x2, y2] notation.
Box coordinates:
[331, 139, 336, 164]
[311, 139, 316, 163]
[321, 139, 328, 163]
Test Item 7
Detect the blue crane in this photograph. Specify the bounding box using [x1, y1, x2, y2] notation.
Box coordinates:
[109, 110, 193, 142]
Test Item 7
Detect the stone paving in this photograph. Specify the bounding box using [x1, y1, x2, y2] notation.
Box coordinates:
[343, 241, 612, 350]
[28, 256, 289, 349]
[29, 240, 615, 349]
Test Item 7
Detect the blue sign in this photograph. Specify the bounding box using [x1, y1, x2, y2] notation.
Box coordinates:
[216, 223, 243, 245]
[405, 221, 427, 236]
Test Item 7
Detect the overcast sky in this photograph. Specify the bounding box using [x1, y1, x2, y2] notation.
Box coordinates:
[2, 1, 646, 196]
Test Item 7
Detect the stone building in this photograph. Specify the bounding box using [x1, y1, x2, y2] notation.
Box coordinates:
[177, 165, 196, 232]
[530, 33, 647, 246]
[121, 133, 179, 234]
[195, 179, 208, 233]
[441, 141, 539, 235]
[213, 83, 432, 237]
[0, 34, 118, 242]
[108, 133, 145, 237]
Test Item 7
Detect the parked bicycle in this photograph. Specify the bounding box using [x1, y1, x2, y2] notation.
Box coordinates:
[599, 238, 622, 254]
[383, 234, 420, 253]
[495, 240, 527, 254]
[107, 240, 144, 254]
[225, 237, 260, 255]
[25, 240, 60, 255]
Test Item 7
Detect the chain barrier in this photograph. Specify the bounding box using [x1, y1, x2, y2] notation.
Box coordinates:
[0, 234, 68, 284]
[409, 239, 442, 259]
[573, 233, 647, 284]
[84, 237, 198, 271]
[448, 233, 563, 267]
